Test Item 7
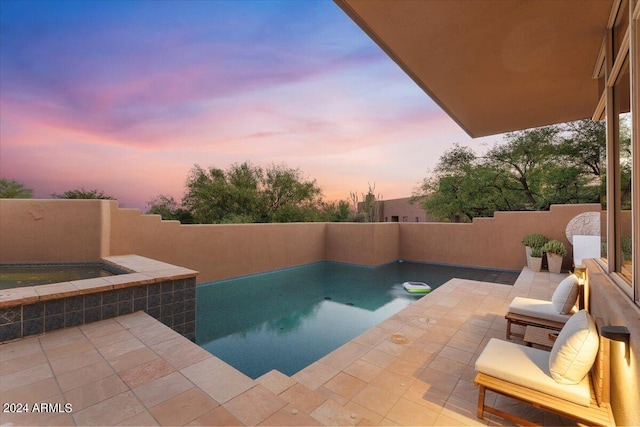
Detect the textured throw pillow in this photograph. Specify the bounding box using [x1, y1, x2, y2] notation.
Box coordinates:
[549, 310, 599, 384]
[551, 274, 579, 314]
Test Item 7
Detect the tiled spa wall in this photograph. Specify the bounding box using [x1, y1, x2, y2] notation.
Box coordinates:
[0, 277, 196, 342]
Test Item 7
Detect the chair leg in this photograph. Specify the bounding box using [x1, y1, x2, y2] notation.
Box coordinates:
[506, 319, 512, 340]
[477, 385, 486, 419]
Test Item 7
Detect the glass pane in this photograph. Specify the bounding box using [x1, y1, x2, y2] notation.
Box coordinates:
[618, 53, 632, 282]
[620, 112, 633, 282]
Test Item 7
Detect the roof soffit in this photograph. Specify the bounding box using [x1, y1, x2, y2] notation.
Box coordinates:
[335, 0, 614, 137]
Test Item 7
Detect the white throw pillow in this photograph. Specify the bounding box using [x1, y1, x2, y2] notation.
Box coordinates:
[549, 310, 599, 384]
[551, 275, 579, 314]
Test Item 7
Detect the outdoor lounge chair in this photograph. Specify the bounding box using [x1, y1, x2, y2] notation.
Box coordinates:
[505, 274, 580, 340]
[475, 310, 615, 426]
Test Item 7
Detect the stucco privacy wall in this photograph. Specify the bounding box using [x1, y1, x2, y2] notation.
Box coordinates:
[0, 199, 110, 263]
[110, 206, 404, 282]
[324, 223, 400, 266]
[400, 204, 601, 271]
[1, 200, 599, 281]
[108, 205, 327, 283]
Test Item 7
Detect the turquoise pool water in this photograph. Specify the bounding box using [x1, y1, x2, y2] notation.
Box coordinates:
[196, 261, 517, 379]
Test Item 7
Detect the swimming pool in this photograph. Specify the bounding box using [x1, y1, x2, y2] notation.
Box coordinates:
[196, 261, 517, 379]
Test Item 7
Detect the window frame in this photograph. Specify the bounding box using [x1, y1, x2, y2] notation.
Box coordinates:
[597, 0, 639, 304]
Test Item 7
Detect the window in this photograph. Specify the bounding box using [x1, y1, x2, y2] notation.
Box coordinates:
[599, 0, 638, 303]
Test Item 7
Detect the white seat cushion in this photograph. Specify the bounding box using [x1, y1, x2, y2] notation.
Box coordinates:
[549, 310, 599, 385]
[476, 338, 591, 406]
[551, 275, 579, 314]
[508, 297, 574, 323]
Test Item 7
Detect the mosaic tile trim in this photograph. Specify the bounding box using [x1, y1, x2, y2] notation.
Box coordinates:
[0, 277, 196, 342]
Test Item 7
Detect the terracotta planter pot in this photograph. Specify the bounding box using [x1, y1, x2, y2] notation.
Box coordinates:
[547, 253, 563, 274]
[530, 256, 543, 272]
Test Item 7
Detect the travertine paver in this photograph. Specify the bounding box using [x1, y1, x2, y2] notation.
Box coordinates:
[256, 369, 298, 395]
[63, 374, 129, 412]
[180, 356, 254, 404]
[132, 371, 195, 408]
[148, 387, 219, 426]
[0, 268, 575, 426]
[186, 405, 243, 426]
[223, 384, 287, 425]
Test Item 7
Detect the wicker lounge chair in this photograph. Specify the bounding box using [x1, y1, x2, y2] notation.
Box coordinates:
[505, 274, 580, 340]
[475, 310, 615, 426]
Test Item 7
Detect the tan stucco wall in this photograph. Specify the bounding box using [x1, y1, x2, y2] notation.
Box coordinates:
[111, 211, 401, 281]
[108, 205, 327, 283]
[0, 199, 109, 263]
[400, 204, 601, 271]
[325, 223, 399, 266]
[1, 199, 599, 282]
[585, 259, 640, 426]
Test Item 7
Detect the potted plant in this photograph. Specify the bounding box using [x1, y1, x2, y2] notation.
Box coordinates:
[542, 240, 567, 274]
[522, 233, 549, 268]
[529, 247, 543, 272]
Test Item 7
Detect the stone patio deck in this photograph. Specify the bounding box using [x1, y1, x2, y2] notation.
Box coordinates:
[0, 268, 577, 426]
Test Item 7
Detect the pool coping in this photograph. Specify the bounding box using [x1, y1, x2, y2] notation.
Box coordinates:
[0, 255, 198, 310]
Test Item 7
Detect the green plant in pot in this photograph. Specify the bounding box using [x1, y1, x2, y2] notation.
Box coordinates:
[542, 240, 567, 274]
[522, 233, 549, 269]
[529, 246, 543, 272]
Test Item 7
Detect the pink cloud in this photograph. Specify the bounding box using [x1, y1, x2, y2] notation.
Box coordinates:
[1, 2, 508, 212]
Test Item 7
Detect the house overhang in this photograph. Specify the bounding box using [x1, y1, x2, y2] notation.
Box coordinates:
[334, 0, 614, 138]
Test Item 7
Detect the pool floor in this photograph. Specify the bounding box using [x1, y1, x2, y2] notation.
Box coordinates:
[196, 262, 518, 378]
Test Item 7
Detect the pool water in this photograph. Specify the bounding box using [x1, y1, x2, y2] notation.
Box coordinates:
[196, 261, 517, 379]
[0, 264, 117, 290]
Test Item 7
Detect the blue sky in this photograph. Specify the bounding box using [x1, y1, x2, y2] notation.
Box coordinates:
[0, 0, 500, 210]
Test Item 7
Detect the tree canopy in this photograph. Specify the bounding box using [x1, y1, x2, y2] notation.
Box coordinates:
[0, 179, 33, 198]
[146, 195, 195, 224]
[148, 161, 352, 224]
[52, 188, 116, 200]
[414, 119, 613, 222]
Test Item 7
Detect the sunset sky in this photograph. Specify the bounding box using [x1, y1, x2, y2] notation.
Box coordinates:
[0, 0, 502, 211]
